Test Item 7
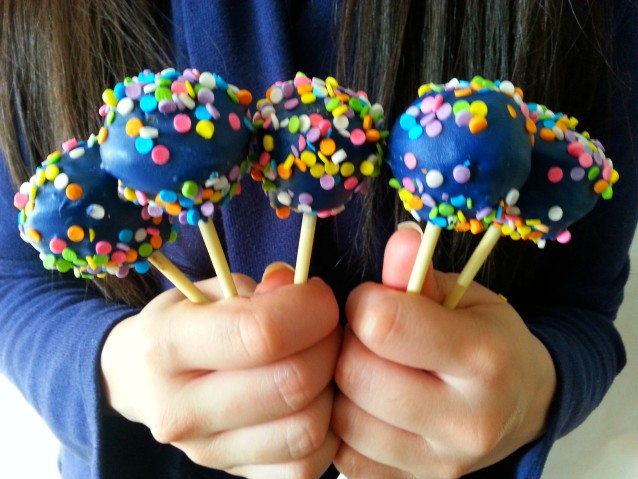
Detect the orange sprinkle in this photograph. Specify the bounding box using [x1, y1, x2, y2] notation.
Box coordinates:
[26, 228, 41, 242]
[276, 207, 290, 219]
[320, 138, 336, 156]
[66, 184, 84, 201]
[468, 116, 488, 134]
[163, 202, 182, 216]
[539, 128, 556, 142]
[594, 179, 609, 194]
[362, 114, 372, 131]
[525, 117, 537, 134]
[507, 104, 517, 119]
[237, 89, 253, 106]
[337, 93, 350, 102]
[149, 236, 163, 249]
[125, 118, 144, 137]
[455, 223, 471, 232]
[152, 216, 163, 225]
[201, 188, 213, 200]
[514, 87, 524, 99]
[297, 84, 313, 95]
[67, 225, 85, 242]
[277, 164, 292, 179]
[408, 195, 423, 210]
[210, 191, 223, 203]
[97, 127, 108, 144]
[125, 249, 138, 263]
[251, 170, 264, 181]
[365, 129, 381, 142]
[293, 157, 307, 172]
[454, 88, 473, 97]
[529, 231, 545, 241]
[469, 219, 484, 235]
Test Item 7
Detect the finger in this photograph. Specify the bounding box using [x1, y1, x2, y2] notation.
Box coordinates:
[335, 442, 414, 479]
[177, 387, 335, 469]
[153, 273, 258, 305]
[225, 430, 340, 479]
[335, 330, 454, 437]
[332, 393, 436, 477]
[164, 329, 340, 438]
[161, 276, 339, 371]
[382, 229, 443, 301]
[255, 262, 296, 295]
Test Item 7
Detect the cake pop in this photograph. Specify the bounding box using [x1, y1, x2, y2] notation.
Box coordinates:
[388, 76, 534, 293]
[14, 137, 209, 304]
[99, 68, 253, 298]
[443, 105, 618, 309]
[251, 72, 387, 283]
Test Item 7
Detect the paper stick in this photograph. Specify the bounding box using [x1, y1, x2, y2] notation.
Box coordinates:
[148, 252, 210, 304]
[443, 224, 502, 309]
[198, 217, 238, 299]
[294, 213, 317, 284]
[406, 222, 442, 294]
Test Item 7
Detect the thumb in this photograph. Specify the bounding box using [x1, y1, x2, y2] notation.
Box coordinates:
[382, 222, 445, 303]
[254, 262, 295, 295]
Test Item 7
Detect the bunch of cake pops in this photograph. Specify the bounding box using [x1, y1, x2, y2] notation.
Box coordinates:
[14, 69, 617, 309]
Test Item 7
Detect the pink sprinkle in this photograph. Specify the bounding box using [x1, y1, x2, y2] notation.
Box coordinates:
[173, 114, 192, 133]
[200, 202, 214, 217]
[293, 75, 311, 87]
[171, 81, 188, 95]
[603, 165, 613, 181]
[578, 153, 593, 168]
[136, 191, 148, 205]
[402, 177, 416, 193]
[125, 83, 142, 100]
[284, 98, 299, 110]
[420, 96, 436, 114]
[13, 192, 28, 209]
[62, 138, 79, 152]
[309, 113, 323, 127]
[350, 129, 366, 146]
[432, 94, 444, 111]
[151, 145, 170, 165]
[436, 103, 452, 121]
[49, 238, 67, 254]
[111, 251, 127, 265]
[404, 152, 417, 170]
[567, 141, 584, 157]
[344, 177, 359, 190]
[228, 112, 241, 131]
[519, 102, 530, 117]
[98, 104, 109, 117]
[425, 120, 443, 137]
[298, 135, 307, 152]
[317, 210, 332, 219]
[320, 174, 335, 190]
[147, 227, 160, 237]
[95, 241, 112, 256]
[556, 230, 572, 244]
[547, 167, 563, 183]
[228, 165, 240, 181]
[259, 151, 270, 166]
[318, 120, 332, 137]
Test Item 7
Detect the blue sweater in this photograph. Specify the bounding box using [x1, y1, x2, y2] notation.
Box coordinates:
[1, 1, 637, 478]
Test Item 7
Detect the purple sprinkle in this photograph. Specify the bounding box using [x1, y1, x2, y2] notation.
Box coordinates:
[206, 103, 220, 120]
[178, 211, 189, 225]
[228, 165, 241, 181]
[116, 268, 129, 279]
[158, 100, 177, 114]
[282, 82, 294, 98]
[453, 165, 471, 184]
[570, 167, 586, 181]
[425, 119, 443, 137]
[455, 110, 472, 127]
[420, 112, 436, 127]
[200, 202, 214, 217]
[320, 174, 335, 190]
[147, 205, 164, 218]
[306, 127, 321, 143]
[593, 150, 605, 165]
[299, 193, 313, 205]
[116, 243, 131, 251]
[197, 89, 215, 104]
[345, 107, 355, 119]
[421, 194, 436, 208]
[564, 130, 577, 142]
[475, 207, 493, 220]
[436, 103, 452, 121]
[284, 98, 299, 110]
[291, 145, 299, 157]
[406, 105, 420, 117]
[125, 83, 142, 100]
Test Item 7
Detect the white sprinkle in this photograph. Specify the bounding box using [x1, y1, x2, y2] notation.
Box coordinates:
[53, 173, 69, 190]
[116, 98, 135, 116]
[179, 93, 196, 110]
[134, 228, 147, 242]
[505, 188, 520, 206]
[277, 191, 292, 206]
[333, 115, 349, 130]
[548, 206, 563, 221]
[331, 149, 348, 164]
[425, 170, 444, 188]
[69, 147, 85, 159]
[87, 204, 105, 220]
[198, 72, 216, 89]
[299, 114, 311, 133]
[139, 127, 159, 139]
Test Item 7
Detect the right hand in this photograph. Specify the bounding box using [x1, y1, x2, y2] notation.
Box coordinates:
[101, 264, 341, 479]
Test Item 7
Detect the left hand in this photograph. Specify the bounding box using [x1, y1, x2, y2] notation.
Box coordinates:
[332, 226, 557, 478]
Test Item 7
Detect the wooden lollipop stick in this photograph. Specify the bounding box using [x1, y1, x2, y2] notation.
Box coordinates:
[148, 251, 210, 304]
[295, 213, 317, 284]
[198, 217, 238, 299]
[443, 224, 502, 309]
[406, 222, 442, 294]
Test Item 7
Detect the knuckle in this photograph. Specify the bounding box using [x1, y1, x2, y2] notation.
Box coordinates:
[285, 418, 325, 460]
[274, 361, 313, 412]
[148, 408, 193, 444]
[358, 295, 403, 349]
[237, 308, 284, 362]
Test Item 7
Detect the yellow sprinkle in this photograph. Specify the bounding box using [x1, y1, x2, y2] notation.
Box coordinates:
[310, 164, 325, 178]
[469, 100, 488, 117]
[325, 76, 339, 88]
[283, 154, 295, 170]
[318, 152, 330, 164]
[340, 162, 355, 177]
[417, 84, 431, 97]
[122, 187, 137, 202]
[360, 160, 375, 176]
[89, 228, 95, 242]
[45, 164, 60, 181]
[332, 105, 348, 117]
[196, 120, 215, 139]
[398, 189, 412, 202]
[102, 89, 118, 107]
[301, 92, 317, 104]
[185, 80, 195, 98]
[325, 162, 340, 176]
[300, 150, 317, 167]
[263, 135, 274, 152]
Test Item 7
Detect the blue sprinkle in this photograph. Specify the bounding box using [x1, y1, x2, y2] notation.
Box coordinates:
[214, 73, 228, 90]
[135, 261, 151, 274]
[118, 229, 134, 243]
[432, 217, 448, 228]
[138, 71, 155, 83]
[450, 195, 466, 208]
[399, 113, 417, 131]
[140, 95, 158, 113]
[135, 137, 154, 155]
[114, 82, 127, 100]
[178, 196, 195, 208]
[186, 209, 200, 225]
[408, 125, 424, 140]
[195, 105, 212, 121]
[159, 190, 178, 204]
[542, 120, 556, 129]
[243, 117, 254, 132]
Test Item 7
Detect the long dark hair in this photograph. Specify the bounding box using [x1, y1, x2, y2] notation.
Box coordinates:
[1, 0, 615, 305]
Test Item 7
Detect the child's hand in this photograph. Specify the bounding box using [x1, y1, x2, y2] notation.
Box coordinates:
[101, 264, 340, 479]
[332, 228, 557, 478]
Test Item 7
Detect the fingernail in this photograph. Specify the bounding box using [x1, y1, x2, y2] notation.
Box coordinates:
[397, 221, 423, 234]
[262, 261, 295, 281]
